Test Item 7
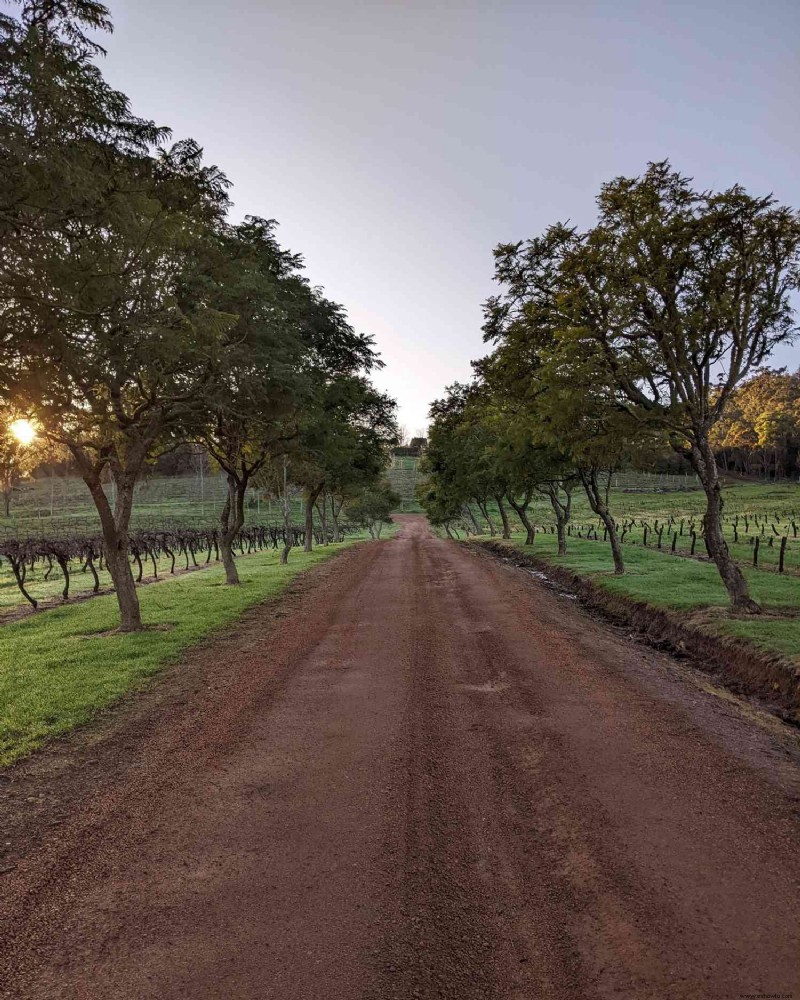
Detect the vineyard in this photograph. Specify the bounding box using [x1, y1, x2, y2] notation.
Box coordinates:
[2, 3, 799, 990]
[0, 516, 366, 617]
[0, 471, 362, 614]
[0, 479, 383, 764]
[387, 456, 424, 512]
[7, 462, 422, 531]
[0, 472, 305, 535]
[443, 481, 799, 572]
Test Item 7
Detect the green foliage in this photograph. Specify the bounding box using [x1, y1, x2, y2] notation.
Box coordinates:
[421, 380, 576, 547]
[0, 1, 397, 621]
[477, 162, 800, 609]
[346, 480, 400, 537]
[293, 376, 397, 497]
[183, 216, 389, 530]
[711, 368, 800, 479]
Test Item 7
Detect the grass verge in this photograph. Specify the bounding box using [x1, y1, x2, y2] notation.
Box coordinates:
[0, 542, 356, 766]
[476, 532, 800, 720]
[473, 483, 800, 576]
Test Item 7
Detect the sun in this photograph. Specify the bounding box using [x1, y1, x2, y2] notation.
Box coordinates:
[9, 419, 37, 446]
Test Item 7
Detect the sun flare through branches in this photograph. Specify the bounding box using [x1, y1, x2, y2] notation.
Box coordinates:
[9, 419, 37, 446]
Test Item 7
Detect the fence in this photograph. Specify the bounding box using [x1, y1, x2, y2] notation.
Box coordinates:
[610, 471, 700, 491]
[0, 473, 307, 537]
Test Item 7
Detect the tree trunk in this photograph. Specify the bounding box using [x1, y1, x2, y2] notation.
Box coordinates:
[304, 485, 322, 553]
[463, 504, 481, 535]
[2, 491, 9, 517]
[686, 437, 760, 613]
[478, 500, 496, 536]
[541, 482, 571, 556]
[219, 474, 247, 585]
[280, 456, 292, 564]
[82, 472, 143, 632]
[316, 492, 329, 544]
[578, 468, 624, 574]
[556, 519, 567, 556]
[495, 494, 511, 540]
[102, 540, 142, 630]
[330, 494, 342, 543]
[606, 517, 624, 573]
[507, 494, 535, 545]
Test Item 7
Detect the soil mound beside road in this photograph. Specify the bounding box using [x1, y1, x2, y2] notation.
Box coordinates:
[2, 515, 799, 999]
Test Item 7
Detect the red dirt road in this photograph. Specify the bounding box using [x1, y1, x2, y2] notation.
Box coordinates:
[2, 515, 800, 999]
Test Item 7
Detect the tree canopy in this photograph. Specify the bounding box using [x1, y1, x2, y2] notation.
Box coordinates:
[424, 162, 800, 611]
[0, 0, 397, 628]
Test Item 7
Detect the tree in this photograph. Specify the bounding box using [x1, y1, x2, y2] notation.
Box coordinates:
[485, 164, 800, 610]
[422, 381, 575, 548]
[183, 210, 393, 578]
[181, 217, 312, 584]
[583, 165, 800, 608]
[294, 375, 396, 552]
[0, 2, 234, 629]
[424, 384, 500, 536]
[416, 475, 464, 537]
[710, 369, 800, 479]
[485, 325, 666, 572]
[251, 375, 395, 562]
[346, 480, 399, 538]
[464, 385, 578, 549]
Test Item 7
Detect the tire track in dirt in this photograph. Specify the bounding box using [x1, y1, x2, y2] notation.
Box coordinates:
[1, 516, 799, 999]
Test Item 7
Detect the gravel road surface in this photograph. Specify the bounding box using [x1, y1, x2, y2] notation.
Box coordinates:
[2, 514, 799, 999]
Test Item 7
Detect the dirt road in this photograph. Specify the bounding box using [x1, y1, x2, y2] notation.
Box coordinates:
[2, 515, 799, 999]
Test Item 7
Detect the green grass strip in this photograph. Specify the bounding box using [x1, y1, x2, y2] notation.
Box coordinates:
[502, 532, 800, 661]
[0, 543, 354, 766]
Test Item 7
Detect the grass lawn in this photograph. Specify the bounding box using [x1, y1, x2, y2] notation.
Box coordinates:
[585, 482, 800, 521]
[499, 531, 800, 661]
[0, 541, 358, 766]
[549, 482, 798, 522]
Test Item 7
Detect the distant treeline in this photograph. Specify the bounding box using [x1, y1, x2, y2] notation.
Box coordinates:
[711, 369, 800, 480]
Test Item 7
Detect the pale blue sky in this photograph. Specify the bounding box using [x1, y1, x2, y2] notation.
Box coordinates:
[103, 0, 800, 431]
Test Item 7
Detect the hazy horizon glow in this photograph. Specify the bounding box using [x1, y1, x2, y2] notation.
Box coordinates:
[102, 0, 800, 430]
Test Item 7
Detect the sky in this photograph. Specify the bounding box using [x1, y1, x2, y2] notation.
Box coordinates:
[101, 0, 800, 433]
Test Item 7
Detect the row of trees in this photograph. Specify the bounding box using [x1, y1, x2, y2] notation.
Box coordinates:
[422, 162, 800, 613]
[0, 1, 396, 630]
